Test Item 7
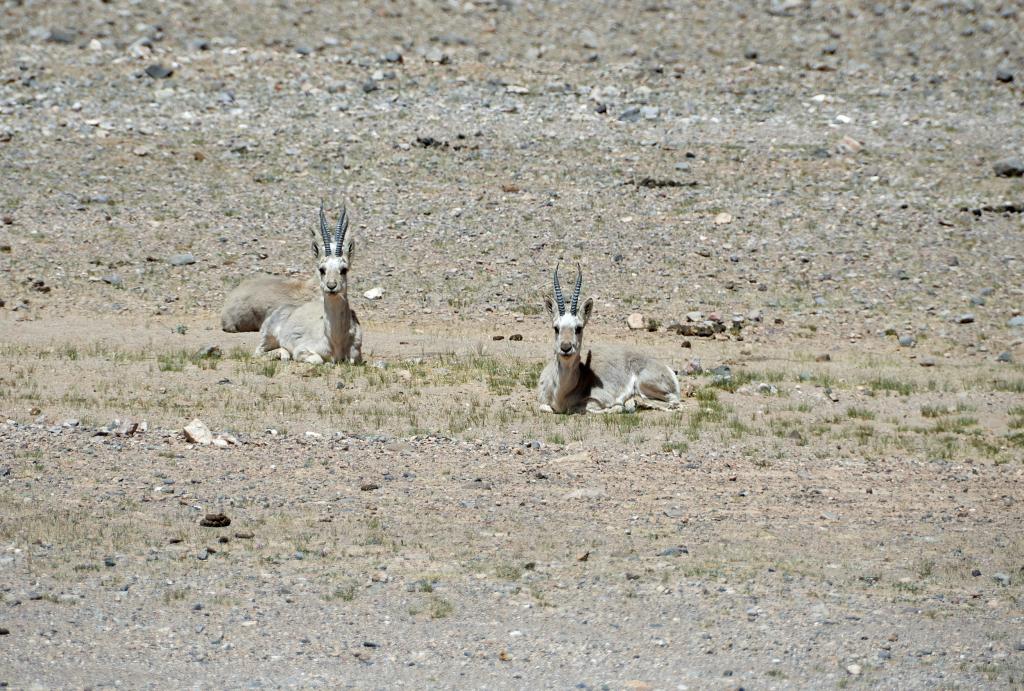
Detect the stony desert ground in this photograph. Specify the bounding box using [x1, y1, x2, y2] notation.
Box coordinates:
[1, 0, 1023, 688]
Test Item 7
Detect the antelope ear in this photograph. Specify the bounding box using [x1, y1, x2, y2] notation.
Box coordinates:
[342, 235, 354, 261]
[580, 297, 594, 325]
[544, 296, 556, 319]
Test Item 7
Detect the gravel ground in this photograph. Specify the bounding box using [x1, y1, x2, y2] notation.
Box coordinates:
[1, 0, 1023, 688]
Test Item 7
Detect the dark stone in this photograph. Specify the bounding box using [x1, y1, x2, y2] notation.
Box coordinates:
[993, 157, 1024, 177]
[995, 67, 1014, 83]
[145, 64, 174, 79]
[618, 107, 641, 123]
[47, 29, 76, 44]
[199, 513, 230, 528]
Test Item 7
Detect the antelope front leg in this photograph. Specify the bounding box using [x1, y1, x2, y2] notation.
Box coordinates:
[586, 402, 626, 414]
[259, 347, 291, 361]
[538, 403, 555, 414]
[298, 352, 325, 365]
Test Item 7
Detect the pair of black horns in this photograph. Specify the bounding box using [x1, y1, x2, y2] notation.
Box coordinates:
[552, 262, 583, 316]
[317, 200, 349, 256]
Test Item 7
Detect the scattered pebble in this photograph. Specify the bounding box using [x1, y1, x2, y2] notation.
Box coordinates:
[168, 253, 196, 266]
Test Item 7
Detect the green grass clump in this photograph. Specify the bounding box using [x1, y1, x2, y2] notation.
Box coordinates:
[846, 406, 875, 420]
[868, 377, 915, 396]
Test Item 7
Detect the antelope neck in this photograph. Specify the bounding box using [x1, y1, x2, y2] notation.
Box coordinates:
[322, 292, 351, 360]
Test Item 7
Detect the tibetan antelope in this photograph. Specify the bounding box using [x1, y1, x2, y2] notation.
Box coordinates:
[221, 274, 316, 333]
[255, 201, 362, 365]
[537, 263, 680, 414]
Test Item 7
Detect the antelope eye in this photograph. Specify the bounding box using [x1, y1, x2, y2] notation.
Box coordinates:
[318, 267, 326, 275]
[553, 327, 559, 334]
[340, 267, 348, 275]
[575, 326, 582, 334]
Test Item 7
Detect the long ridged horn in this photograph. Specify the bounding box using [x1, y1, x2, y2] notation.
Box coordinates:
[553, 262, 565, 316]
[570, 263, 583, 315]
[318, 200, 332, 255]
[334, 203, 348, 257]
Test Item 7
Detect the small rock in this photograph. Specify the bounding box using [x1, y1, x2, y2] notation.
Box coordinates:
[103, 556, 116, 567]
[424, 47, 449, 64]
[744, 48, 758, 60]
[919, 357, 936, 367]
[713, 212, 733, 225]
[183, 418, 214, 445]
[683, 359, 702, 375]
[168, 253, 196, 266]
[685, 311, 704, 322]
[102, 274, 123, 287]
[994, 572, 1011, 587]
[234, 531, 254, 539]
[509, 334, 523, 342]
[618, 107, 641, 123]
[1008, 316, 1024, 328]
[993, 158, 1024, 178]
[363, 287, 384, 300]
[196, 345, 221, 359]
[997, 351, 1013, 363]
[658, 546, 688, 557]
[846, 664, 862, 676]
[995, 67, 1015, 83]
[384, 51, 403, 63]
[899, 335, 916, 347]
[145, 64, 174, 79]
[640, 106, 659, 120]
[956, 313, 975, 324]
[199, 513, 231, 528]
[836, 135, 863, 155]
[626, 313, 646, 330]
[360, 483, 380, 492]
[674, 161, 691, 172]
[48, 28, 77, 44]
[757, 383, 778, 395]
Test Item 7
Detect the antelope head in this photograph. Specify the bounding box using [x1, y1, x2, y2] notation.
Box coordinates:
[543, 262, 594, 360]
[311, 200, 353, 297]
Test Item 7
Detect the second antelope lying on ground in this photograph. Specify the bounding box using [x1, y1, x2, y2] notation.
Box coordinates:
[221, 274, 315, 332]
[255, 202, 362, 364]
[537, 264, 680, 414]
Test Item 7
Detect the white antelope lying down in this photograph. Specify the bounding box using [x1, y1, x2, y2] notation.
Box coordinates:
[537, 263, 680, 414]
[221, 274, 316, 332]
[255, 201, 362, 365]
